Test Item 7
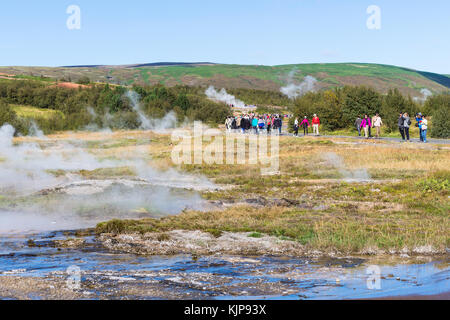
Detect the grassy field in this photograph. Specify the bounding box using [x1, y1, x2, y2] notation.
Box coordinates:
[93, 131, 450, 255]
[11, 105, 65, 120]
[1, 63, 449, 98]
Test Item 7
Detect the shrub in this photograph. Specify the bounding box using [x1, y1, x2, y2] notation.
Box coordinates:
[426, 94, 450, 138]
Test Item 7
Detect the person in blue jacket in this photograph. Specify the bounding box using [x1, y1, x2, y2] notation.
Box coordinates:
[415, 113, 423, 142]
[252, 116, 259, 135]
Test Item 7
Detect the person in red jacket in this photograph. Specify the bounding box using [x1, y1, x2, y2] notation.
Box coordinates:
[312, 114, 321, 136]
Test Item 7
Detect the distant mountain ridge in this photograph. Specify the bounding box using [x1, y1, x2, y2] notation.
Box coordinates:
[0, 62, 448, 99]
[61, 62, 216, 68]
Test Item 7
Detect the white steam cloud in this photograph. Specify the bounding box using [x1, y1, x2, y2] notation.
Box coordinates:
[205, 86, 246, 108]
[413, 88, 433, 103]
[280, 71, 317, 99]
[322, 152, 371, 182]
[126, 90, 178, 132]
[0, 123, 216, 235]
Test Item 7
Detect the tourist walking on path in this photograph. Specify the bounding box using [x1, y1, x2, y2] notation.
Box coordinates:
[416, 113, 423, 142]
[355, 117, 362, 137]
[279, 116, 283, 135]
[403, 113, 411, 142]
[301, 117, 309, 136]
[258, 117, 265, 134]
[312, 114, 321, 136]
[294, 118, 299, 136]
[360, 115, 371, 139]
[252, 116, 258, 135]
[420, 116, 428, 143]
[372, 113, 383, 138]
[225, 117, 232, 133]
[398, 113, 406, 141]
[266, 116, 272, 135]
[236, 116, 242, 133]
[275, 116, 283, 135]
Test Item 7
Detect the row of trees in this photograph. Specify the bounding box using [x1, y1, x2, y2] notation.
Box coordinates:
[0, 78, 448, 138]
[290, 86, 450, 138]
[0, 80, 231, 135]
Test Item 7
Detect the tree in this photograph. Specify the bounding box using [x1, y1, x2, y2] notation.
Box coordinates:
[381, 89, 417, 132]
[0, 100, 18, 126]
[342, 86, 382, 127]
[77, 76, 91, 85]
[426, 94, 450, 138]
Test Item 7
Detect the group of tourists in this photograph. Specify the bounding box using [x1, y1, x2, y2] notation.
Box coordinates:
[413, 113, 429, 143]
[293, 114, 321, 136]
[225, 114, 287, 135]
[353, 112, 429, 143]
[225, 111, 430, 142]
[396, 112, 428, 143]
[355, 114, 383, 139]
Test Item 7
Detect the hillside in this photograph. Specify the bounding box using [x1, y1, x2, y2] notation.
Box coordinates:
[0, 63, 449, 99]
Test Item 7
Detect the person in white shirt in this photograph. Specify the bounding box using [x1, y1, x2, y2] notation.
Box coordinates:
[372, 113, 383, 138]
[420, 116, 428, 143]
[294, 118, 299, 136]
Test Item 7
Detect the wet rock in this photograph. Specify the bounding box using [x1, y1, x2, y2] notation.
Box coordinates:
[99, 230, 307, 257]
[54, 238, 86, 248]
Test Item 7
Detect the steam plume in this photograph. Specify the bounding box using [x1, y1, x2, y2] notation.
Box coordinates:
[205, 86, 246, 108]
[280, 70, 317, 99]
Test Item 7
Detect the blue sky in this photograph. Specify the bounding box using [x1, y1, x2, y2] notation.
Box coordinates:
[0, 0, 449, 73]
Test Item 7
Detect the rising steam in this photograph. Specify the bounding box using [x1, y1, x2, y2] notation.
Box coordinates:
[413, 88, 433, 103]
[0, 123, 216, 235]
[205, 86, 246, 108]
[322, 152, 371, 182]
[280, 70, 317, 99]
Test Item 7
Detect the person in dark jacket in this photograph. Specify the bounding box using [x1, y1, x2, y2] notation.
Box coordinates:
[293, 118, 299, 136]
[403, 113, 411, 142]
[355, 117, 362, 137]
[398, 113, 405, 141]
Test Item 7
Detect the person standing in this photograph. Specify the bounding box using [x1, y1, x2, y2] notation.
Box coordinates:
[258, 117, 265, 134]
[301, 116, 309, 136]
[252, 116, 258, 135]
[360, 115, 370, 139]
[231, 117, 237, 132]
[294, 118, 299, 136]
[372, 113, 383, 139]
[420, 116, 428, 143]
[266, 116, 272, 135]
[403, 113, 411, 142]
[355, 117, 362, 137]
[278, 116, 283, 135]
[416, 113, 423, 142]
[225, 117, 231, 132]
[398, 113, 406, 141]
[236, 116, 242, 133]
[312, 114, 320, 136]
[367, 116, 373, 138]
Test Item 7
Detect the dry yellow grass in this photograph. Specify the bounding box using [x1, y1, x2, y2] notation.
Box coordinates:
[14, 129, 449, 254]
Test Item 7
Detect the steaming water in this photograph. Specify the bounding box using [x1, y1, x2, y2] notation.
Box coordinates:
[0, 125, 448, 300]
[322, 152, 371, 182]
[0, 124, 215, 235]
[0, 231, 448, 299]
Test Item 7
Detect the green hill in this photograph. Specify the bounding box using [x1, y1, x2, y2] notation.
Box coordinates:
[1, 63, 449, 98]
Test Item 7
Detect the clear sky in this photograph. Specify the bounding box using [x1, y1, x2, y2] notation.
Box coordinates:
[1, 0, 449, 73]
